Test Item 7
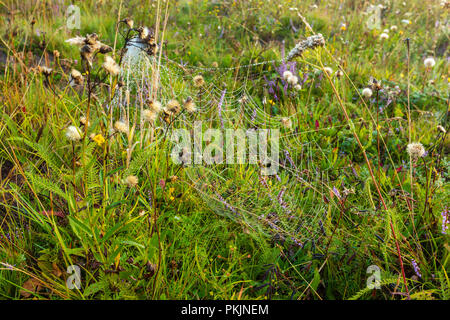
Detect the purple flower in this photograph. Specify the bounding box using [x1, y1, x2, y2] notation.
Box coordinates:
[411, 259, 422, 278]
[332, 187, 341, 200]
[216, 193, 238, 216]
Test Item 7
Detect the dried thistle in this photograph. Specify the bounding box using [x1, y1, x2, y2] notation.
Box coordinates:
[183, 97, 197, 113]
[407, 142, 425, 161]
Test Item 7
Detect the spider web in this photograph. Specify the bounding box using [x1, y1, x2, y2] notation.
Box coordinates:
[113, 40, 345, 247]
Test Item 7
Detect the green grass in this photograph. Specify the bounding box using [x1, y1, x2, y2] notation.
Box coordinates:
[0, 0, 449, 300]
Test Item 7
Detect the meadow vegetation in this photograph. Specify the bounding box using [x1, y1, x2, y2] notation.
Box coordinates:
[0, 0, 449, 300]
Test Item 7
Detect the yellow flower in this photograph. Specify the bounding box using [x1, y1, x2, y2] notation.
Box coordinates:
[93, 134, 105, 146]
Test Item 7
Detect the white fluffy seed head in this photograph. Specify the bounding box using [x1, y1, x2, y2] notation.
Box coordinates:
[390, 25, 398, 31]
[184, 98, 197, 113]
[424, 57, 436, 68]
[323, 67, 333, 75]
[142, 109, 157, 122]
[148, 100, 162, 113]
[103, 56, 120, 75]
[287, 75, 298, 85]
[125, 175, 139, 187]
[380, 33, 389, 40]
[407, 142, 425, 160]
[294, 84, 302, 91]
[114, 120, 129, 134]
[283, 71, 293, 80]
[362, 87, 373, 98]
[66, 125, 82, 141]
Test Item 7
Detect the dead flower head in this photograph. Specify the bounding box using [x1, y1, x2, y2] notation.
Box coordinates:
[407, 142, 425, 161]
[193, 75, 205, 87]
[184, 97, 197, 113]
[164, 99, 181, 115]
[38, 65, 53, 77]
[66, 33, 112, 67]
[142, 109, 158, 123]
[114, 120, 129, 134]
[65, 125, 82, 142]
[124, 175, 139, 188]
[103, 56, 120, 76]
[69, 69, 84, 86]
[148, 100, 162, 113]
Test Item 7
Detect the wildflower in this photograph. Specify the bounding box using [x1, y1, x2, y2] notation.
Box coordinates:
[114, 120, 129, 134]
[193, 75, 205, 87]
[38, 66, 53, 76]
[286, 33, 325, 61]
[211, 61, 219, 68]
[294, 84, 302, 91]
[411, 259, 422, 278]
[92, 134, 105, 146]
[125, 175, 139, 188]
[53, 50, 60, 59]
[380, 33, 389, 40]
[335, 70, 344, 78]
[164, 99, 181, 115]
[65, 126, 82, 141]
[69, 69, 83, 86]
[282, 70, 293, 80]
[323, 67, 333, 75]
[390, 25, 398, 31]
[407, 142, 425, 160]
[281, 117, 292, 129]
[287, 75, 299, 85]
[441, 208, 449, 234]
[424, 57, 436, 68]
[183, 97, 197, 113]
[340, 23, 346, 31]
[103, 56, 120, 76]
[362, 87, 373, 98]
[401, 19, 411, 25]
[142, 109, 157, 123]
[437, 125, 446, 134]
